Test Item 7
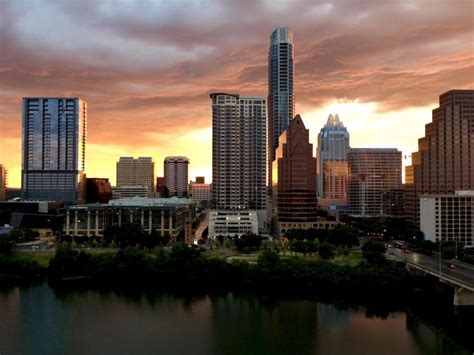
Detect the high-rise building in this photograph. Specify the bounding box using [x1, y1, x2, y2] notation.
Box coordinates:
[272, 115, 318, 236]
[268, 27, 295, 160]
[347, 148, 402, 217]
[210, 93, 267, 217]
[86, 178, 112, 203]
[22, 98, 87, 204]
[316, 114, 350, 207]
[405, 90, 474, 225]
[0, 164, 7, 201]
[116, 157, 154, 197]
[164, 156, 189, 197]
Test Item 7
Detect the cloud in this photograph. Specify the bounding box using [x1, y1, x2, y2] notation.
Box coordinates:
[0, 0, 472, 186]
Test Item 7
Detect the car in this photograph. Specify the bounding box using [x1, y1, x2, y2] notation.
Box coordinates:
[403, 249, 410, 254]
[449, 263, 456, 270]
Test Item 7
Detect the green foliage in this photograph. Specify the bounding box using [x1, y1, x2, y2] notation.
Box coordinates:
[420, 240, 435, 255]
[0, 233, 17, 254]
[319, 242, 336, 259]
[362, 239, 386, 265]
[234, 233, 262, 253]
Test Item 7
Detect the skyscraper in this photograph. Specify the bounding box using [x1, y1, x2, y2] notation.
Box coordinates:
[316, 114, 350, 207]
[210, 93, 267, 226]
[0, 164, 6, 201]
[405, 90, 474, 225]
[86, 178, 112, 203]
[268, 27, 295, 169]
[347, 148, 402, 217]
[272, 115, 318, 236]
[116, 157, 154, 197]
[164, 156, 189, 197]
[22, 98, 87, 203]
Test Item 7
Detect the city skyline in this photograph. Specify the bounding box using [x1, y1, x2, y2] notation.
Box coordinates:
[1, 1, 473, 187]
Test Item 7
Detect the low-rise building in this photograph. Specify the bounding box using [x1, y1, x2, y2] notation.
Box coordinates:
[279, 220, 345, 236]
[62, 197, 194, 240]
[208, 210, 259, 238]
[420, 191, 474, 246]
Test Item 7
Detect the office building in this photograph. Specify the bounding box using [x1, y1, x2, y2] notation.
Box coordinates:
[112, 185, 151, 199]
[0, 164, 6, 201]
[420, 190, 474, 246]
[86, 178, 112, 203]
[164, 156, 189, 197]
[268, 27, 295, 163]
[116, 157, 154, 196]
[210, 93, 267, 229]
[272, 115, 318, 236]
[405, 90, 474, 225]
[189, 181, 211, 203]
[195, 176, 205, 184]
[62, 196, 193, 240]
[22, 98, 87, 203]
[208, 210, 259, 238]
[316, 114, 350, 207]
[348, 148, 402, 217]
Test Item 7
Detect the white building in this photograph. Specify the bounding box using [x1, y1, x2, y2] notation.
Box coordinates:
[208, 210, 259, 238]
[420, 191, 474, 246]
[164, 156, 189, 197]
[116, 157, 154, 197]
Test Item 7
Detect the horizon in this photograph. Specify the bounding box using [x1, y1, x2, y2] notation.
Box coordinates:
[1, 0, 473, 187]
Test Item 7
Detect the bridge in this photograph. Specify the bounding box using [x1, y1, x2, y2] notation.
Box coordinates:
[393, 249, 474, 306]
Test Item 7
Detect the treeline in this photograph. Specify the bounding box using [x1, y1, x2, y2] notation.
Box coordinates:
[46, 243, 410, 299]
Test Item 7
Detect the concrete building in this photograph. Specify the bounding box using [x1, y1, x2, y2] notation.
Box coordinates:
[116, 157, 154, 196]
[164, 156, 189, 197]
[316, 114, 350, 208]
[0, 164, 6, 201]
[420, 191, 474, 246]
[210, 93, 268, 230]
[272, 115, 318, 236]
[112, 186, 151, 199]
[268, 27, 295, 164]
[348, 148, 403, 217]
[22, 98, 87, 204]
[86, 178, 112, 203]
[406, 90, 474, 226]
[208, 210, 259, 238]
[155, 176, 168, 198]
[195, 176, 205, 184]
[189, 182, 211, 203]
[62, 196, 193, 240]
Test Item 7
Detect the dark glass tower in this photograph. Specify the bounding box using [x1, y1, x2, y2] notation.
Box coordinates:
[268, 27, 294, 165]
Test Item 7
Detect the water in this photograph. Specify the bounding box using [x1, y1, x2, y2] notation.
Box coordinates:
[0, 284, 470, 355]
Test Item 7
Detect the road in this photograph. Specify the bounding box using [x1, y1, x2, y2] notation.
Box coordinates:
[390, 247, 474, 288]
[194, 210, 210, 241]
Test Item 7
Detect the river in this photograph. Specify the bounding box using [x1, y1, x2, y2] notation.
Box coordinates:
[0, 284, 471, 355]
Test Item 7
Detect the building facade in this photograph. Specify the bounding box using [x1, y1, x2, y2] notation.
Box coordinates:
[155, 177, 168, 198]
[420, 191, 474, 246]
[0, 164, 6, 201]
[164, 156, 189, 197]
[348, 148, 403, 217]
[112, 185, 151, 199]
[189, 182, 211, 203]
[116, 157, 154, 196]
[405, 90, 474, 226]
[268, 27, 294, 163]
[22, 98, 87, 203]
[272, 115, 318, 236]
[62, 197, 193, 240]
[86, 178, 112, 203]
[210, 93, 267, 229]
[208, 210, 259, 238]
[316, 114, 350, 207]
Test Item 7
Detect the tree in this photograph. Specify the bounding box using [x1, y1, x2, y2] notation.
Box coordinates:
[362, 239, 386, 264]
[0, 233, 16, 254]
[420, 240, 435, 255]
[234, 233, 262, 253]
[257, 250, 280, 269]
[319, 242, 336, 259]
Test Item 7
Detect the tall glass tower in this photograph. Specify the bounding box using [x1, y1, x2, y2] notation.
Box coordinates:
[268, 27, 294, 164]
[316, 114, 350, 204]
[22, 98, 87, 203]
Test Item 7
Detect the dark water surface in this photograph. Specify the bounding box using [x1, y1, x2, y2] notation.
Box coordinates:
[0, 284, 471, 355]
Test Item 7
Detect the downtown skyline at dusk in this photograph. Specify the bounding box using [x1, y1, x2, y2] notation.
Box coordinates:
[1, 0, 473, 187]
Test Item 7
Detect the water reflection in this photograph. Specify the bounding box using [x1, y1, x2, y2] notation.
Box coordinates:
[0, 284, 470, 355]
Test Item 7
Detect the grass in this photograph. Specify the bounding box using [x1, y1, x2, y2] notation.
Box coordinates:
[11, 251, 55, 268]
[330, 250, 363, 266]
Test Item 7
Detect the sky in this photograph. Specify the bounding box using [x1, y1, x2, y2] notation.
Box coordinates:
[0, 0, 473, 187]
